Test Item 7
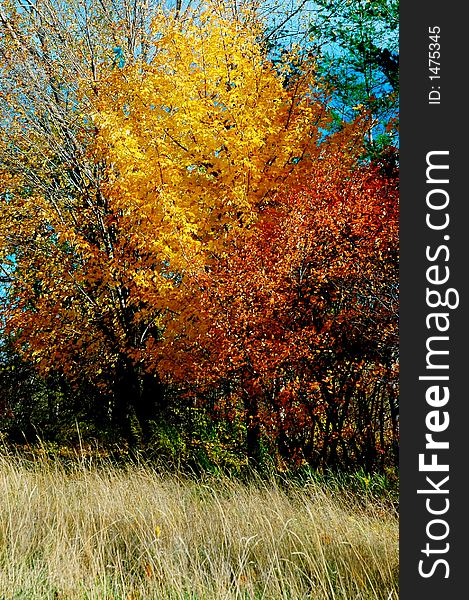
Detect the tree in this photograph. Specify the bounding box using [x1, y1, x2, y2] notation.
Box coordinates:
[306, 0, 399, 172]
[1, 0, 351, 441]
[0, 0, 161, 439]
[177, 158, 398, 470]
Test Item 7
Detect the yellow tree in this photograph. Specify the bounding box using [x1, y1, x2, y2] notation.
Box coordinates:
[1, 0, 366, 439]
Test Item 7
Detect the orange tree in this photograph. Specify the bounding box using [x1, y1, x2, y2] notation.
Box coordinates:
[175, 157, 398, 471]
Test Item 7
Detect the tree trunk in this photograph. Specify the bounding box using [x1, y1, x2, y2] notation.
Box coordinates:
[112, 359, 139, 444]
[134, 372, 166, 443]
[243, 388, 261, 466]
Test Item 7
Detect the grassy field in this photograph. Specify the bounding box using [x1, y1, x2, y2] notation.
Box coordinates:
[0, 452, 398, 600]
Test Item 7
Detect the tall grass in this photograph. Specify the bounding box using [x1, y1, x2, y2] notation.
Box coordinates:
[0, 453, 398, 599]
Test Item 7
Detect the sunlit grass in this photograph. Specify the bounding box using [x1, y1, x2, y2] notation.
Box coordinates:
[0, 453, 398, 599]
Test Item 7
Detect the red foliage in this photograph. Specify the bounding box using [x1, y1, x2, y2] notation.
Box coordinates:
[175, 162, 399, 470]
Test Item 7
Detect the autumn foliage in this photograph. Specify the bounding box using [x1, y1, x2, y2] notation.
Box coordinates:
[0, 0, 398, 472]
[169, 159, 398, 470]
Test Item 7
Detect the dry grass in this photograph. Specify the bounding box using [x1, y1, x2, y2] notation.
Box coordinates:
[0, 453, 398, 599]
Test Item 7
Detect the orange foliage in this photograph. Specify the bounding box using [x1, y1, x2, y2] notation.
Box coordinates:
[174, 161, 398, 468]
